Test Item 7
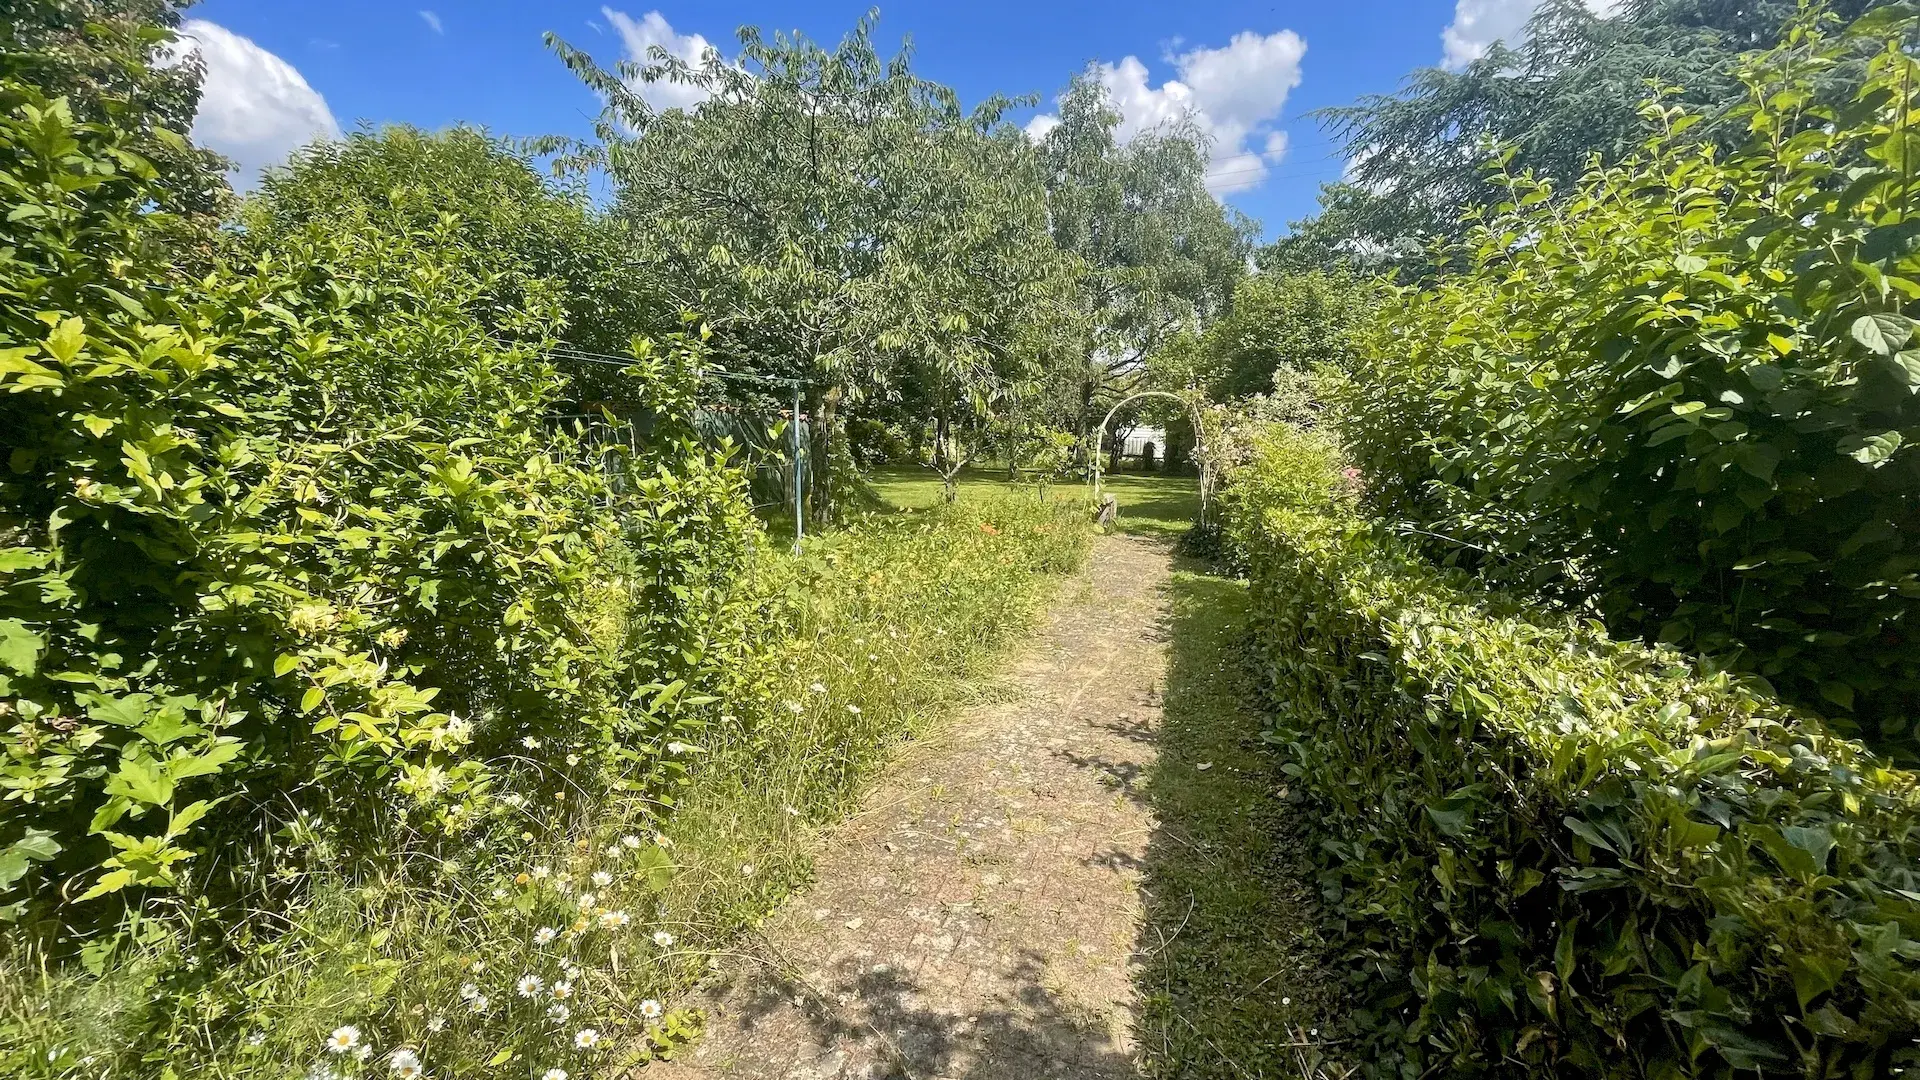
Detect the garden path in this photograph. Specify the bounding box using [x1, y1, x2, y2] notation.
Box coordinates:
[652, 532, 1173, 1080]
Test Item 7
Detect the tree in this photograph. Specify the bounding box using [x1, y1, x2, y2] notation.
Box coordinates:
[1284, 0, 1894, 270]
[0, 0, 228, 250]
[548, 12, 1075, 519]
[1033, 74, 1255, 455]
[243, 125, 662, 355]
[1194, 270, 1367, 400]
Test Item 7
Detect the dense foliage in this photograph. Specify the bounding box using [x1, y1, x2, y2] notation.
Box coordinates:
[2, 492, 1086, 1079]
[0, 5, 1096, 1076]
[1221, 426, 1920, 1078]
[1340, 11, 1920, 759]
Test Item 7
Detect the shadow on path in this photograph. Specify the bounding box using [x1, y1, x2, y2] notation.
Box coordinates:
[1128, 562, 1350, 1079]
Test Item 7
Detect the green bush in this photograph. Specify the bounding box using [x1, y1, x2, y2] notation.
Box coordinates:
[1223, 431, 1920, 1077]
[0, 73, 753, 927]
[1339, 9, 1920, 758]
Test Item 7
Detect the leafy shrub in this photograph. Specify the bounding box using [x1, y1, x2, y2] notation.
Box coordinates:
[244, 126, 663, 355]
[1339, 9, 1920, 758]
[1222, 431, 1920, 1077]
[0, 74, 747, 929]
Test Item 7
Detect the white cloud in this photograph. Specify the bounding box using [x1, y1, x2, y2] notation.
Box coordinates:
[1441, 0, 1623, 68]
[1028, 29, 1306, 196]
[174, 20, 340, 190]
[602, 7, 722, 113]
[419, 10, 443, 35]
[1023, 113, 1061, 141]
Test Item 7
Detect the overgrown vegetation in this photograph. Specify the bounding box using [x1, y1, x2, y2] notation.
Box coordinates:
[1340, 10, 1920, 760]
[0, 4, 1096, 1077]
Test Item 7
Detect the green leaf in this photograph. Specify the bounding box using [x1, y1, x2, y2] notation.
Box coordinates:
[1850, 312, 1913, 355]
[75, 868, 137, 902]
[103, 758, 173, 807]
[1786, 953, 1847, 1010]
[1840, 430, 1903, 466]
[42, 317, 85, 364]
[635, 845, 675, 892]
[1426, 803, 1471, 837]
[0, 619, 43, 676]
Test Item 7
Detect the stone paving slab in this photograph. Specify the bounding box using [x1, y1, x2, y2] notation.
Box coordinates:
[653, 533, 1173, 1080]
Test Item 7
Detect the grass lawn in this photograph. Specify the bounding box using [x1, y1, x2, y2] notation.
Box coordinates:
[864, 465, 1201, 538]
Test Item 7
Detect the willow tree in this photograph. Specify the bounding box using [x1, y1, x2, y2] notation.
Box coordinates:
[1033, 74, 1254, 457]
[547, 11, 1075, 520]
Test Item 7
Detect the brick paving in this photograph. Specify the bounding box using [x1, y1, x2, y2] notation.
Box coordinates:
[653, 533, 1173, 1080]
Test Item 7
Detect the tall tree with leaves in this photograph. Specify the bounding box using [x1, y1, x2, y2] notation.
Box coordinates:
[1033, 74, 1255, 455]
[547, 11, 1073, 520]
[1278, 0, 1892, 273]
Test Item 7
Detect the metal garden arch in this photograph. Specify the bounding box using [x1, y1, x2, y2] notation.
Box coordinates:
[1090, 391, 1211, 527]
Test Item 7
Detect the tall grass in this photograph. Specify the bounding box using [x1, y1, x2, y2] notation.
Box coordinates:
[0, 494, 1088, 1080]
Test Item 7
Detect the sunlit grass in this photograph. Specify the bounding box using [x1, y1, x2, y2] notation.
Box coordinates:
[866, 465, 1201, 538]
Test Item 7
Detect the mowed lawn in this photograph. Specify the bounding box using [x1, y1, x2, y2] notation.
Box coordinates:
[865, 466, 1201, 538]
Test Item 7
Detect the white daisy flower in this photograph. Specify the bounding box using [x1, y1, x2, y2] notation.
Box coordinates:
[546, 1003, 570, 1023]
[542, 1070, 569, 1080]
[522, 736, 541, 750]
[530, 865, 551, 880]
[599, 909, 630, 929]
[574, 1029, 600, 1049]
[564, 965, 582, 982]
[325, 1026, 361, 1054]
[534, 926, 558, 945]
[846, 704, 861, 715]
[467, 994, 489, 1014]
[622, 834, 643, 849]
[551, 981, 573, 1001]
[785, 701, 804, 714]
[516, 974, 545, 998]
[566, 753, 580, 766]
[388, 1049, 424, 1079]
[639, 999, 663, 1020]
[426, 1015, 445, 1033]
[809, 682, 826, 693]
[354, 1045, 373, 1062]
[577, 892, 596, 912]
[652, 930, 675, 948]
[740, 863, 755, 877]
[459, 983, 480, 1001]
[591, 870, 612, 887]
[490, 887, 507, 900]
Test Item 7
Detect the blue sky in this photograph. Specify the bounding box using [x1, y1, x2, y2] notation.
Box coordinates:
[179, 0, 1545, 241]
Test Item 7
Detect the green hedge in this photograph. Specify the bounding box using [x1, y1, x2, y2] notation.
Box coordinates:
[1226, 430, 1920, 1077]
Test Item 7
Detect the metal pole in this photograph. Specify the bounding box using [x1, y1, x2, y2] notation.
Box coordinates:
[792, 383, 804, 554]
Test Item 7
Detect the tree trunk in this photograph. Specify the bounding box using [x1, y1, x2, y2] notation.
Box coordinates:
[806, 381, 842, 526]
